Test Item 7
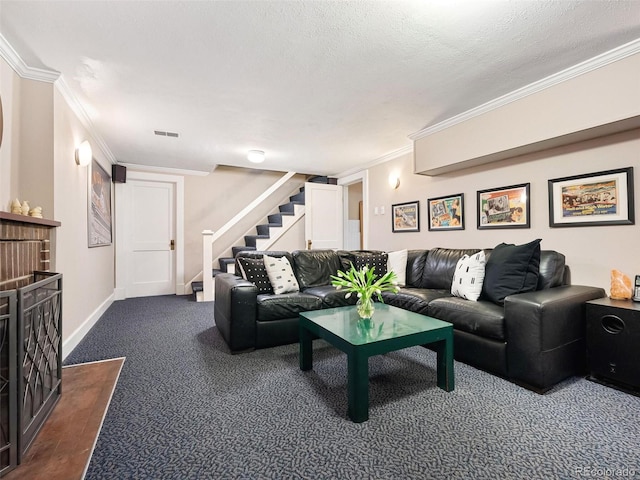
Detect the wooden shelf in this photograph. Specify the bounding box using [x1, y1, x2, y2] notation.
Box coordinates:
[0, 211, 61, 228]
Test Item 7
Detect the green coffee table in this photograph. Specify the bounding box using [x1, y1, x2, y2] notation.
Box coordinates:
[299, 304, 454, 423]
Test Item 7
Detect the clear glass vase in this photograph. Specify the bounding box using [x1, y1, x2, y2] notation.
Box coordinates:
[356, 296, 375, 319]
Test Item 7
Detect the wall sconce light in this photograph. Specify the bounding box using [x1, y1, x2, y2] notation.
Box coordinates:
[75, 140, 92, 166]
[247, 150, 265, 163]
[388, 174, 400, 189]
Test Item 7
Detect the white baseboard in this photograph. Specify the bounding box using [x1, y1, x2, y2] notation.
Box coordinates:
[62, 293, 114, 361]
[114, 287, 126, 301]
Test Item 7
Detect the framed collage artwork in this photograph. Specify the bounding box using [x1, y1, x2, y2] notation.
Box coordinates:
[477, 183, 530, 230]
[548, 167, 634, 227]
[427, 193, 464, 231]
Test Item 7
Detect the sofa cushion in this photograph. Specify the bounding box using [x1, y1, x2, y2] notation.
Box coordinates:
[236, 257, 273, 294]
[304, 285, 357, 308]
[482, 239, 542, 305]
[387, 249, 408, 287]
[428, 297, 506, 341]
[405, 250, 428, 288]
[381, 288, 451, 315]
[537, 251, 566, 290]
[263, 254, 300, 294]
[256, 292, 323, 321]
[292, 250, 343, 289]
[421, 248, 482, 289]
[451, 251, 486, 301]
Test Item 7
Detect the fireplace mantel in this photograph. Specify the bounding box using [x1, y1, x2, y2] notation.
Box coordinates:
[0, 211, 61, 228]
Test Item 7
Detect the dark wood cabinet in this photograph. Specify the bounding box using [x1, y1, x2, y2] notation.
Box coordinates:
[586, 297, 640, 395]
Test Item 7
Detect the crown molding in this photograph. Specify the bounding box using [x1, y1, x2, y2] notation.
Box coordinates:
[0, 33, 119, 164]
[335, 144, 413, 179]
[0, 33, 59, 83]
[409, 38, 640, 141]
[55, 77, 117, 165]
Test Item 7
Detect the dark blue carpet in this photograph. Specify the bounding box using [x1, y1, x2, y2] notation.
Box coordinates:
[64, 295, 640, 479]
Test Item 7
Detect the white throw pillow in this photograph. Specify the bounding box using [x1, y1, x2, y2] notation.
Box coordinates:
[387, 249, 408, 287]
[451, 251, 486, 301]
[263, 255, 300, 294]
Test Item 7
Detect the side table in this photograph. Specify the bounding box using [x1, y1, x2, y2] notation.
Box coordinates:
[585, 297, 640, 396]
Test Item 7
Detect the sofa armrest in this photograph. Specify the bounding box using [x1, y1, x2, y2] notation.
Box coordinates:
[214, 273, 258, 352]
[504, 285, 606, 391]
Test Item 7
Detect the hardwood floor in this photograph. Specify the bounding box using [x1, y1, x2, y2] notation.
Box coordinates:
[4, 358, 124, 480]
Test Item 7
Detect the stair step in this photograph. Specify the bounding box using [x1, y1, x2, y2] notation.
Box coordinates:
[256, 223, 279, 235]
[268, 213, 283, 226]
[219, 257, 235, 272]
[232, 246, 256, 257]
[244, 235, 270, 248]
[307, 175, 337, 184]
[279, 203, 296, 214]
[290, 191, 305, 204]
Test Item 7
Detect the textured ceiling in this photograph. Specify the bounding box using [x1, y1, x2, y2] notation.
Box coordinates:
[1, 1, 639, 175]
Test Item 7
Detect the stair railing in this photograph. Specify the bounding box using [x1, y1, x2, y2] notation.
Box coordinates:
[192, 171, 298, 300]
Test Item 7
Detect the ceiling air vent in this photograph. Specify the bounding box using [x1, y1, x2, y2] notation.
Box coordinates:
[154, 130, 179, 138]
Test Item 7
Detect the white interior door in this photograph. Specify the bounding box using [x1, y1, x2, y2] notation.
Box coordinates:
[305, 182, 343, 250]
[126, 179, 175, 297]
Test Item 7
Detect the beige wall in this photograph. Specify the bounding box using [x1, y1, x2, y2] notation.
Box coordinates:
[414, 52, 640, 175]
[53, 89, 115, 349]
[0, 60, 20, 209]
[0, 55, 114, 356]
[367, 129, 640, 294]
[19, 79, 55, 213]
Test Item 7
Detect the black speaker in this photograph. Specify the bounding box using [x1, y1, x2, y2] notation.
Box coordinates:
[112, 164, 127, 183]
[586, 298, 640, 393]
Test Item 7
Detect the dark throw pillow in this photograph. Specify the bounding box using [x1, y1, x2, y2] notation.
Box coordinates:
[482, 239, 542, 305]
[236, 257, 273, 294]
[352, 252, 388, 276]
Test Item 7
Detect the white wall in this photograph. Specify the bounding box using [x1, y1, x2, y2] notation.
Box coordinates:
[366, 129, 640, 294]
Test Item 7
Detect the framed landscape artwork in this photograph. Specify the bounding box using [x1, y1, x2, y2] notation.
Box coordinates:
[477, 183, 530, 229]
[428, 193, 464, 231]
[548, 167, 635, 227]
[88, 158, 112, 247]
[392, 201, 420, 232]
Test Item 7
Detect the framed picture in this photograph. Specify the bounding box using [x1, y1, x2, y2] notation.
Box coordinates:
[392, 201, 420, 232]
[88, 158, 112, 247]
[548, 167, 635, 227]
[428, 193, 464, 231]
[477, 183, 530, 229]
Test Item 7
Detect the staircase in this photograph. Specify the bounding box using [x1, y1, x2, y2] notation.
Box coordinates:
[192, 175, 335, 300]
[191, 186, 306, 299]
[216, 187, 306, 274]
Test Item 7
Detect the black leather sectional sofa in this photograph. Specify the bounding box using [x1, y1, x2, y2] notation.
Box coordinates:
[214, 246, 605, 392]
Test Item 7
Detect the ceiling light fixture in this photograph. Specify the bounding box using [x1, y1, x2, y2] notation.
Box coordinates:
[75, 140, 92, 166]
[247, 150, 265, 163]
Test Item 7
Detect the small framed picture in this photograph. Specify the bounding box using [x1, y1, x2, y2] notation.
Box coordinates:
[477, 183, 530, 229]
[392, 201, 420, 233]
[428, 193, 464, 231]
[548, 167, 634, 227]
